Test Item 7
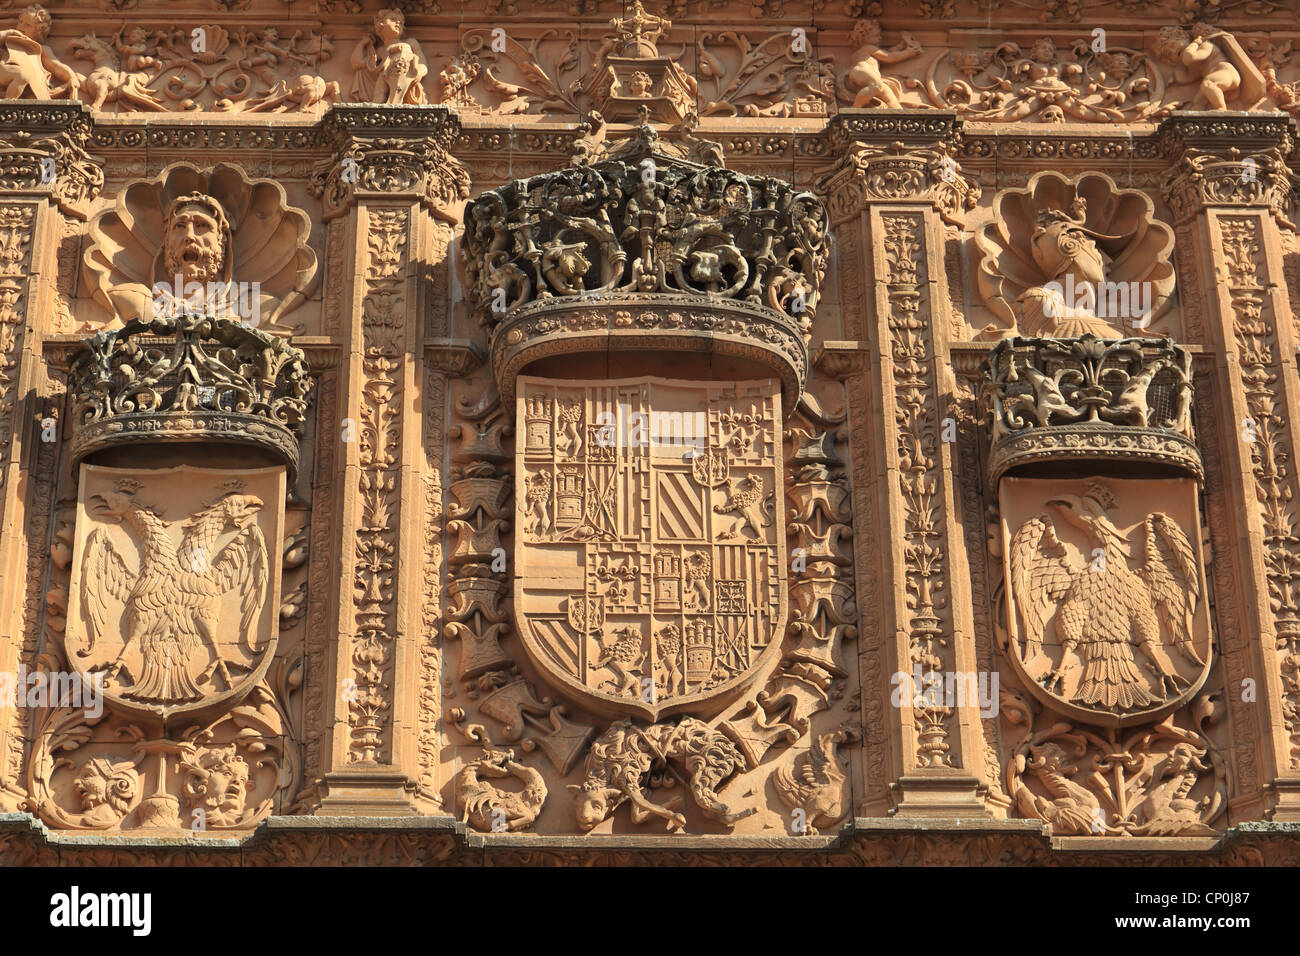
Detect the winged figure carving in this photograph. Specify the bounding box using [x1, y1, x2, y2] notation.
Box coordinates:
[1008, 484, 1203, 712]
[80, 487, 268, 703]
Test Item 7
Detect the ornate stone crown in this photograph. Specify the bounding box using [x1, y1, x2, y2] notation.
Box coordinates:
[67, 309, 313, 480]
[980, 335, 1199, 483]
[460, 126, 829, 406]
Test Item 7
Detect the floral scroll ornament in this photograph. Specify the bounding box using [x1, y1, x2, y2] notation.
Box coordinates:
[83, 163, 319, 335]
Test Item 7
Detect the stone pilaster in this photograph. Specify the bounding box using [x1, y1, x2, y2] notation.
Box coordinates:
[0, 104, 101, 808]
[1160, 112, 1300, 820]
[310, 104, 468, 814]
[819, 111, 991, 815]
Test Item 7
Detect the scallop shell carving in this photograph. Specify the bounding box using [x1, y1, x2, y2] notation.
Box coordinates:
[84, 162, 318, 335]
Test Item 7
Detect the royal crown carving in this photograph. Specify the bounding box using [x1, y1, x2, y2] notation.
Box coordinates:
[980, 335, 1199, 484]
[66, 309, 314, 481]
[461, 125, 828, 406]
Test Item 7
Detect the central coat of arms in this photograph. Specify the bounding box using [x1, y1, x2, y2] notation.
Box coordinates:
[515, 377, 787, 720]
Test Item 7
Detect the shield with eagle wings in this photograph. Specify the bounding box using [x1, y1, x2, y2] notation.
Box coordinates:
[65, 464, 286, 720]
[515, 376, 787, 721]
[999, 476, 1212, 727]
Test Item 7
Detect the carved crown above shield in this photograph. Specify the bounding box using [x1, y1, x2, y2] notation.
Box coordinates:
[66, 310, 313, 482]
[461, 127, 828, 408]
[83, 162, 319, 335]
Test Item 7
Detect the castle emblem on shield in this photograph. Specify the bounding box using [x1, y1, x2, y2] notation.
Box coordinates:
[515, 377, 787, 720]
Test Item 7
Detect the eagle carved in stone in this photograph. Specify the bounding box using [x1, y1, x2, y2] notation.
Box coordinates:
[81, 488, 268, 704]
[1008, 488, 1203, 712]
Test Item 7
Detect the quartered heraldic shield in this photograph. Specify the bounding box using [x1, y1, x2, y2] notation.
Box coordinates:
[515, 376, 788, 721]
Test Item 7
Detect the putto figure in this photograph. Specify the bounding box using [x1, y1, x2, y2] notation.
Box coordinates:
[842, 18, 920, 109]
[1155, 23, 1266, 111]
[349, 7, 428, 105]
[0, 4, 79, 99]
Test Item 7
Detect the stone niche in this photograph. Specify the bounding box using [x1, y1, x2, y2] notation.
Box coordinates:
[454, 126, 844, 835]
[31, 165, 316, 834]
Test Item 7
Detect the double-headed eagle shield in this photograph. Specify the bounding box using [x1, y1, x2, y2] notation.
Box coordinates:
[66, 464, 285, 720]
[515, 377, 787, 720]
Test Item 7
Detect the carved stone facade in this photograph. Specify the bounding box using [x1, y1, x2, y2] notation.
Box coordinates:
[0, 0, 1299, 867]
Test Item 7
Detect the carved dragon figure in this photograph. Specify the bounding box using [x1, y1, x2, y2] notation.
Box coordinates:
[455, 749, 547, 832]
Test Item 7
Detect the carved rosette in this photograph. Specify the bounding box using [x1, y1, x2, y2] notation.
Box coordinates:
[461, 128, 828, 407]
[980, 335, 1200, 485]
[66, 310, 313, 482]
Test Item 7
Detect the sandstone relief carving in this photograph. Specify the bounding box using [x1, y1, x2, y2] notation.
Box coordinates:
[920, 36, 1173, 122]
[1000, 477, 1212, 727]
[0, 4, 77, 99]
[571, 0, 697, 123]
[1155, 22, 1268, 110]
[515, 378, 785, 722]
[698, 30, 836, 118]
[981, 335, 1200, 483]
[774, 726, 858, 835]
[1002, 689, 1227, 836]
[65, 20, 334, 113]
[65, 466, 285, 720]
[841, 18, 920, 109]
[348, 6, 428, 105]
[27, 682, 299, 831]
[83, 163, 319, 334]
[455, 747, 548, 832]
[570, 717, 754, 831]
[974, 172, 1175, 340]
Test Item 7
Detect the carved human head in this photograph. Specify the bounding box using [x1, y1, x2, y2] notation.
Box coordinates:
[17, 5, 52, 42]
[73, 755, 139, 815]
[184, 749, 252, 824]
[374, 7, 405, 44]
[1155, 26, 1191, 63]
[162, 193, 232, 288]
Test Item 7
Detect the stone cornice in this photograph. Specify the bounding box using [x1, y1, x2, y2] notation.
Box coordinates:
[2, 811, 1299, 865]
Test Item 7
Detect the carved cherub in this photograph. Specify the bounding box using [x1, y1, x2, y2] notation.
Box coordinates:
[843, 18, 920, 109]
[70, 32, 167, 112]
[243, 74, 339, 113]
[1155, 23, 1267, 111]
[349, 7, 428, 105]
[0, 4, 80, 99]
